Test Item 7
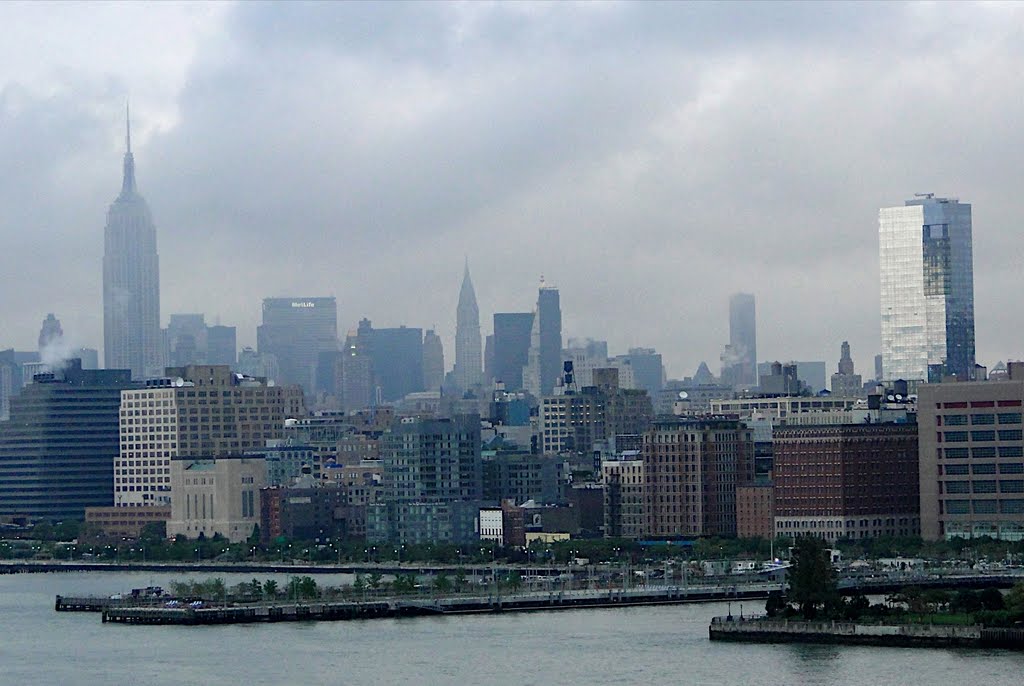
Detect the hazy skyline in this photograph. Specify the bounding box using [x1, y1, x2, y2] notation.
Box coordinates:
[2, 1, 1023, 380]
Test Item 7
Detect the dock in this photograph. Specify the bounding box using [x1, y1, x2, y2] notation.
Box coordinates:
[96, 584, 780, 626]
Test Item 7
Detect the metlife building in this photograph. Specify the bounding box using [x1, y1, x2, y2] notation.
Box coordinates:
[257, 297, 338, 395]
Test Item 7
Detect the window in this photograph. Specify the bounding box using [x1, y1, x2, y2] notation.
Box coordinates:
[972, 464, 997, 475]
[944, 415, 968, 426]
[999, 480, 1024, 493]
[971, 431, 996, 442]
[999, 463, 1024, 474]
[945, 481, 970, 494]
[972, 481, 997, 494]
[998, 430, 1023, 441]
[945, 447, 969, 458]
[1001, 500, 1024, 514]
[945, 464, 969, 475]
[998, 413, 1022, 424]
[973, 500, 997, 514]
[945, 432, 968, 443]
[971, 414, 995, 425]
[972, 447, 997, 458]
[946, 500, 970, 514]
[999, 446, 1024, 458]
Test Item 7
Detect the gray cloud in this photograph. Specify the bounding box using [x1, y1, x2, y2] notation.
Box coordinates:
[1, 1, 1023, 380]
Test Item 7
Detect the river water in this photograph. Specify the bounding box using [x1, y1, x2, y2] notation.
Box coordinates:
[2, 571, 1023, 686]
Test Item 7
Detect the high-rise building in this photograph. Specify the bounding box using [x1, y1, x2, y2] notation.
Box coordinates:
[524, 281, 562, 397]
[166, 314, 207, 367]
[206, 325, 237, 367]
[103, 110, 163, 379]
[339, 332, 374, 411]
[831, 341, 864, 397]
[115, 365, 305, 507]
[368, 415, 483, 544]
[721, 293, 757, 389]
[614, 348, 664, 396]
[642, 417, 754, 537]
[422, 329, 445, 392]
[257, 297, 338, 395]
[918, 376, 1024, 541]
[0, 360, 136, 520]
[879, 195, 975, 382]
[453, 263, 482, 391]
[492, 313, 533, 391]
[355, 319, 424, 402]
[38, 314, 63, 352]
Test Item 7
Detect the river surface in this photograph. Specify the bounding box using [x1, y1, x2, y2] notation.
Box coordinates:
[2, 571, 1023, 686]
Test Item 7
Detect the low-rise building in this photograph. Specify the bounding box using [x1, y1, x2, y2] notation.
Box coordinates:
[736, 485, 774, 539]
[602, 458, 645, 538]
[167, 456, 266, 543]
[84, 505, 170, 540]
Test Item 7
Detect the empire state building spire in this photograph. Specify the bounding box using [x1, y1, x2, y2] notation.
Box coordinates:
[121, 101, 136, 196]
[453, 260, 482, 390]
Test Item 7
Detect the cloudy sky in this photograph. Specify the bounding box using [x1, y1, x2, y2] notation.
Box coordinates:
[2, 1, 1022, 380]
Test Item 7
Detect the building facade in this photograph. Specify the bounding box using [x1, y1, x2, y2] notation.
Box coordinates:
[492, 313, 534, 391]
[524, 283, 562, 397]
[919, 378, 1024, 541]
[103, 113, 163, 379]
[602, 458, 645, 538]
[879, 195, 975, 382]
[642, 417, 754, 537]
[773, 423, 920, 541]
[0, 361, 135, 520]
[167, 456, 267, 542]
[722, 293, 757, 389]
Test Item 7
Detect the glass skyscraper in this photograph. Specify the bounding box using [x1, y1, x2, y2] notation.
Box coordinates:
[879, 195, 975, 382]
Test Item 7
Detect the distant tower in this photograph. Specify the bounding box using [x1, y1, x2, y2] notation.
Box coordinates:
[524, 278, 562, 396]
[838, 341, 854, 375]
[879, 195, 975, 381]
[722, 293, 756, 389]
[38, 314, 64, 352]
[422, 329, 445, 392]
[453, 262, 482, 390]
[103, 104, 163, 378]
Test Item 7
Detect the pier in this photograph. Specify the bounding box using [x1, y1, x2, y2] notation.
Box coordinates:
[91, 584, 780, 625]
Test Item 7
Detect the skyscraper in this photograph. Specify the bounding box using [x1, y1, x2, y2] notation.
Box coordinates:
[422, 329, 445, 392]
[453, 262, 482, 390]
[721, 293, 756, 388]
[38, 314, 63, 352]
[492, 312, 533, 391]
[524, 281, 562, 397]
[830, 341, 864, 397]
[257, 297, 338, 394]
[879, 195, 975, 382]
[103, 108, 163, 379]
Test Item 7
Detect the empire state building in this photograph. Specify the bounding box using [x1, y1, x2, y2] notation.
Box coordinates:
[103, 109, 162, 379]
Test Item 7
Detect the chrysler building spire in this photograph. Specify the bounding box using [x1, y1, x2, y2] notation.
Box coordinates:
[453, 261, 482, 390]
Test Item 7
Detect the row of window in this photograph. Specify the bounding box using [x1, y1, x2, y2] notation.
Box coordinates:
[944, 499, 1024, 514]
[942, 430, 1024, 442]
[943, 480, 1024, 494]
[941, 412, 1022, 426]
[942, 463, 1024, 475]
[941, 446, 1024, 458]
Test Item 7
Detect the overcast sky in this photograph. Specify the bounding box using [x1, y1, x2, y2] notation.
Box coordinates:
[2, 1, 1022, 380]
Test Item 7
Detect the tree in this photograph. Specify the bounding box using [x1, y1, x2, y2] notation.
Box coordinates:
[263, 580, 279, 598]
[787, 536, 838, 619]
[434, 572, 452, 594]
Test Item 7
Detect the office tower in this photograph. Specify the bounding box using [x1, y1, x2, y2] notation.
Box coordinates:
[103, 109, 163, 379]
[721, 293, 757, 389]
[879, 194, 975, 382]
[453, 263, 482, 390]
[874, 354, 884, 382]
[355, 319, 424, 402]
[831, 341, 864, 397]
[614, 348, 665, 396]
[115, 365, 305, 507]
[166, 314, 207, 366]
[642, 417, 754, 537]
[918, 375, 1024, 541]
[484, 335, 495, 386]
[237, 347, 278, 382]
[0, 360, 136, 520]
[339, 332, 373, 411]
[422, 329, 445, 392]
[206, 325, 237, 366]
[257, 297, 338, 395]
[492, 313, 533, 391]
[773, 423, 920, 541]
[38, 314, 63, 352]
[524, 281, 562, 396]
